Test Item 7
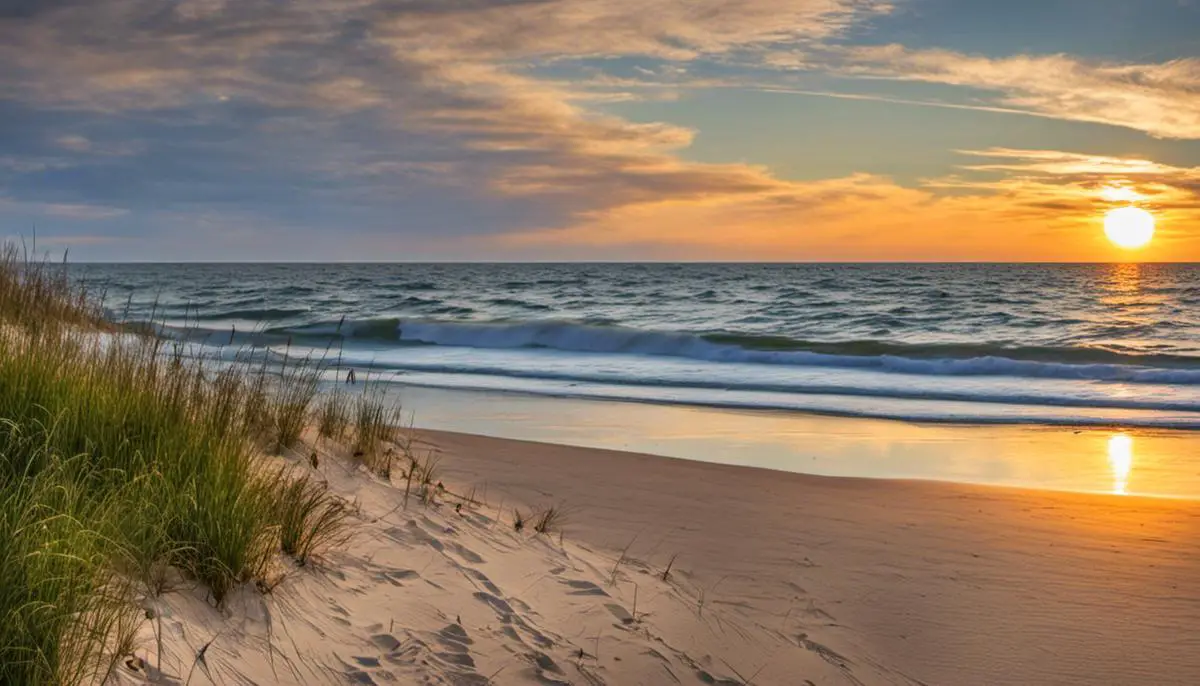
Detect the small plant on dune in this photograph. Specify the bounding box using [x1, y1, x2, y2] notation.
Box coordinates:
[418, 453, 442, 506]
[109, 474, 188, 598]
[272, 467, 354, 566]
[316, 388, 352, 441]
[267, 353, 321, 454]
[609, 535, 639, 586]
[512, 508, 527, 533]
[696, 575, 730, 619]
[351, 387, 404, 473]
[169, 461, 279, 607]
[661, 553, 679, 582]
[533, 505, 567, 535]
[242, 363, 272, 437]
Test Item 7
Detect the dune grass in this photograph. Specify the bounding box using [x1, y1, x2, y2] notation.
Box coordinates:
[317, 387, 352, 441]
[0, 244, 106, 331]
[273, 467, 353, 566]
[533, 505, 568, 535]
[267, 354, 322, 453]
[352, 388, 406, 476]
[0, 246, 371, 683]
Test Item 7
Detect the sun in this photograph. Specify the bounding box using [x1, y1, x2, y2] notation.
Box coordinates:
[1104, 207, 1155, 249]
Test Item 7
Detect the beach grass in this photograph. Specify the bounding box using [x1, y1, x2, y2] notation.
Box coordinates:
[0, 246, 363, 683]
[273, 466, 353, 566]
[317, 387, 353, 441]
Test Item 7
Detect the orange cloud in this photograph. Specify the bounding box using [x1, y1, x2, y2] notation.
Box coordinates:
[496, 149, 1200, 261]
[841, 46, 1200, 139]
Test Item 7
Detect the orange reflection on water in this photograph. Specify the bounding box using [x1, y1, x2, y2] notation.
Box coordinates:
[1107, 433, 1134, 495]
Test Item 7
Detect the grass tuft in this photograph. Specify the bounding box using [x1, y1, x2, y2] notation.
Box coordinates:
[273, 467, 354, 566]
[352, 388, 404, 474]
[533, 505, 567, 535]
[316, 388, 352, 441]
[267, 355, 321, 454]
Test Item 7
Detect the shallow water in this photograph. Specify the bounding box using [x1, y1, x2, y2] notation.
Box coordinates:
[397, 386, 1200, 499]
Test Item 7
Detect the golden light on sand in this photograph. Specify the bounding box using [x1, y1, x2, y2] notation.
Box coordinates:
[1107, 433, 1134, 495]
[1104, 207, 1155, 249]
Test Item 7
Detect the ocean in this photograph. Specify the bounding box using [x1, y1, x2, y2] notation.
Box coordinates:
[76, 262, 1200, 430]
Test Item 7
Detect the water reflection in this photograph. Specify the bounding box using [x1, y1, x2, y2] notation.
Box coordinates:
[1105, 262, 1142, 294]
[1107, 433, 1134, 495]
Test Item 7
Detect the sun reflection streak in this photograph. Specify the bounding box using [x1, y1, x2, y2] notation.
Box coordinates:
[1107, 433, 1134, 495]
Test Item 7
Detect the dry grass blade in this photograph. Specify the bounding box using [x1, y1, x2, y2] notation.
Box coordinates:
[533, 504, 568, 535]
[609, 534, 639, 586]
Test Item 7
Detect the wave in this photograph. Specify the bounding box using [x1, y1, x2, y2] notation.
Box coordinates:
[144, 316, 1200, 384]
[389, 319, 1200, 383]
[305, 355, 1200, 413]
[192, 307, 310, 321]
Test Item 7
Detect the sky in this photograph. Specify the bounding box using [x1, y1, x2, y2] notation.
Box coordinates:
[1, 0, 1199, 261]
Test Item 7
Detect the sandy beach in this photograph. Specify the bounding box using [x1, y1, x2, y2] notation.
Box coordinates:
[119, 427, 1200, 686]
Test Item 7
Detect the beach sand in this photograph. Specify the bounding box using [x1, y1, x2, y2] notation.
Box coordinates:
[117, 428, 1200, 685]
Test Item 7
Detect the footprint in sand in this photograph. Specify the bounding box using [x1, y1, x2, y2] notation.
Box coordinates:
[447, 541, 485, 564]
[561, 579, 609, 596]
[473, 591, 514, 616]
[342, 655, 398, 685]
[371, 634, 402, 652]
[605, 603, 634, 624]
[695, 670, 743, 686]
[466, 568, 501, 595]
[436, 623, 478, 667]
[377, 568, 420, 587]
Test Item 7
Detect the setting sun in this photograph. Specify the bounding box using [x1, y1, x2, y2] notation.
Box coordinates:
[1104, 206, 1156, 249]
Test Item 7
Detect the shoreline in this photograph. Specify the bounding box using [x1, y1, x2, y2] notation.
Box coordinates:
[390, 384, 1200, 499]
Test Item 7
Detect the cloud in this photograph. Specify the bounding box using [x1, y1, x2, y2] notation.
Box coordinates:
[945, 148, 1200, 215]
[0, 1, 1195, 261]
[840, 45, 1200, 139]
[0, 196, 128, 220]
[0, 0, 893, 244]
[496, 173, 1085, 260]
[499, 148, 1200, 260]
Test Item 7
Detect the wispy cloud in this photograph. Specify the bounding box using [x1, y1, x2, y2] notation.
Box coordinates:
[0, 197, 129, 220]
[839, 45, 1200, 139]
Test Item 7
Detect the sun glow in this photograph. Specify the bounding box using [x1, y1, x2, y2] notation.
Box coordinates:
[1104, 207, 1155, 249]
[1107, 433, 1134, 495]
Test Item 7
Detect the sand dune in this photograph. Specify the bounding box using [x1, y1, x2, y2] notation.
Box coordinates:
[115, 429, 1200, 685]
